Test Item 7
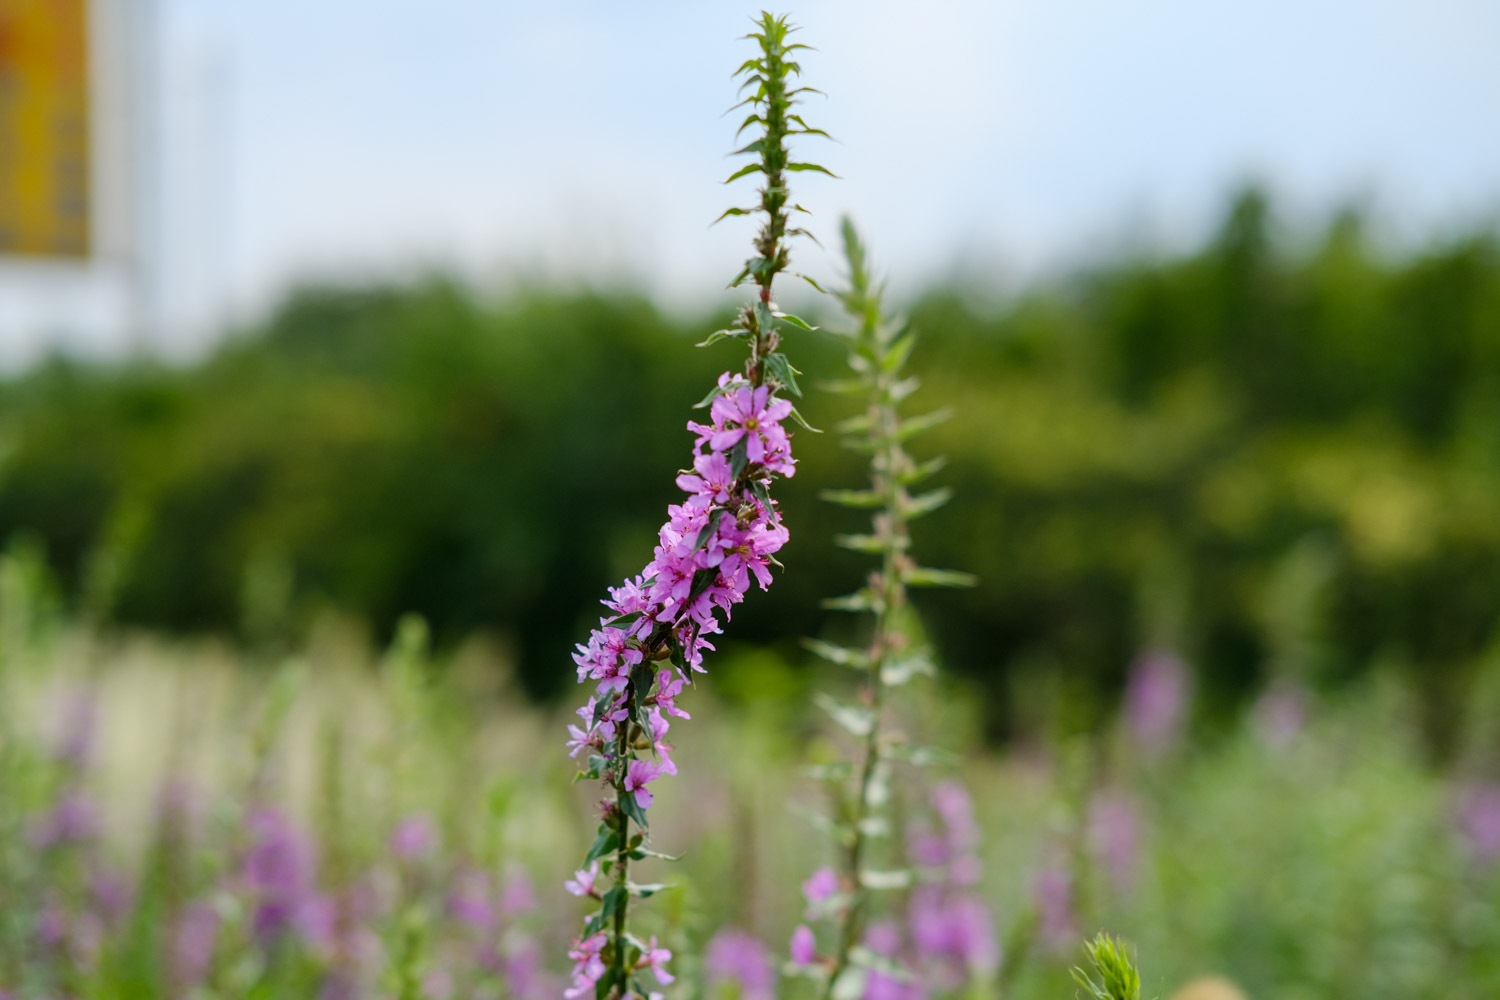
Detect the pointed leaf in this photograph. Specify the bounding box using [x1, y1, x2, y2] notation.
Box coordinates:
[627, 882, 672, 898]
[819, 488, 883, 508]
[903, 566, 977, 588]
[787, 162, 839, 177]
[696, 328, 745, 347]
[786, 404, 822, 433]
[725, 162, 765, 184]
[858, 869, 913, 890]
[775, 312, 818, 332]
[898, 455, 948, 485]
[802, 638, 870, 670]
[814, 692, 875, 736]
[712, 207, 754, 225]
[695, 377, 748, 409]
[764, 352, 803, 397]
[896, 408, 952, 441]
[880, 649, 935, 686]
[900, 488, 953, 520]
[822, 588, 882, 613]
[693, 508, 726, 553]
[833, 533, 887, 554]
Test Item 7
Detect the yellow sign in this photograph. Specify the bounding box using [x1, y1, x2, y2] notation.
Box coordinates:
[0, 0, 90, 258]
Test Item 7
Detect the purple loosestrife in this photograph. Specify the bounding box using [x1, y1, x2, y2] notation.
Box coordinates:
[906, 783, 998, 991]
[794, 221, 977, 1000]
[1123, 649, 1192, 755]
[705, 929, 776, 1000]
[562, 14, 831, 1000]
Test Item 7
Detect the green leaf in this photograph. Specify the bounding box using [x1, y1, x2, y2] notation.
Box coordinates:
[711, 207, 754, 225]
[619, 790, 650, 830]
[695, 376, 748, 409]
[830, 967, 868, 1000]
[734, 113, 764, 138]
[693, 508, 725, 553]
[814, 692, 876, 736]
[627, 845, 682, 862]
[752, 299, 776, 335]
[729, 435, 749, 480]
[764, 353, 803, 397]
[725, 162, 765, 184]
[858, 869, 913, 890]
[802, 638, 870, 670]
[833, 533, 887, 554]
[803, 760, 854, 781]
[903, 566, 977, 587]
[889, 375, 921, 402]
[822, 588, 882, 613]
[880, 649, 935, 686]
[835, 413, 874, 435]
[898, 455, 947, 485]
[787, 162, 839, 177]
[878, 742, 956, 767]
[775, 311, 818, 332]
[881, 333, 916, 373]
[797, 272, 827, 293]
[792, 802, 856, 847]
[786, 404, 822, 433]
[687, 566, 720, 605]
[627, 882, 672, 898]
[818, 488, 882, 508]
[896, 408, 952, 441]
[696, 328, 744, 347]
[901, 487, 953, 520]
[581, 823, 616, 857]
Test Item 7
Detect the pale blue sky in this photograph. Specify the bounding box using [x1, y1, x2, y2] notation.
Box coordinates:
[164, 0, 1500, 331]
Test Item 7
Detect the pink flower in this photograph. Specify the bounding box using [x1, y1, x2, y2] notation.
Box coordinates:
[654, 669, 690, 720]
[677, 451, 736, 508]
[637, 934, 674, 984]
[790, 924, 817, 966]
[390, 813, 437, 862]
[802, 866, 839, 905]
[709, 384, 793, 468]
[705, 929, 775, 1000]
[564, 862, 601, 898]
[565, 934, 608, 1000]
[624, 759, 667, 809]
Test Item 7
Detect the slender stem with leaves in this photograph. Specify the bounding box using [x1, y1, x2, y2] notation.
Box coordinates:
[561, 14, 830, 1000]
[796, 219, 975, 1000]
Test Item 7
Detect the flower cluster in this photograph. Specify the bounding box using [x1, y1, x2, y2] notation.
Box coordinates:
[562, 376, 796, 1000]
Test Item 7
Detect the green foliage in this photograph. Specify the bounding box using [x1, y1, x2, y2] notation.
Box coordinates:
[1073, 934, 1143, 1000]
[0, 194, 1499, 744]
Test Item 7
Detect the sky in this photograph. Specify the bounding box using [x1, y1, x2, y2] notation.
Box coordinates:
[5, 0, 1500, 360]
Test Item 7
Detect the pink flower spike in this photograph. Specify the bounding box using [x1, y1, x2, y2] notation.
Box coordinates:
[790, 924, 816, 966]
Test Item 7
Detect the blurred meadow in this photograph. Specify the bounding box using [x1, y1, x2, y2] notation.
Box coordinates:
[3, 1, 1500, 998]
[2, 192, 1500, 997]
